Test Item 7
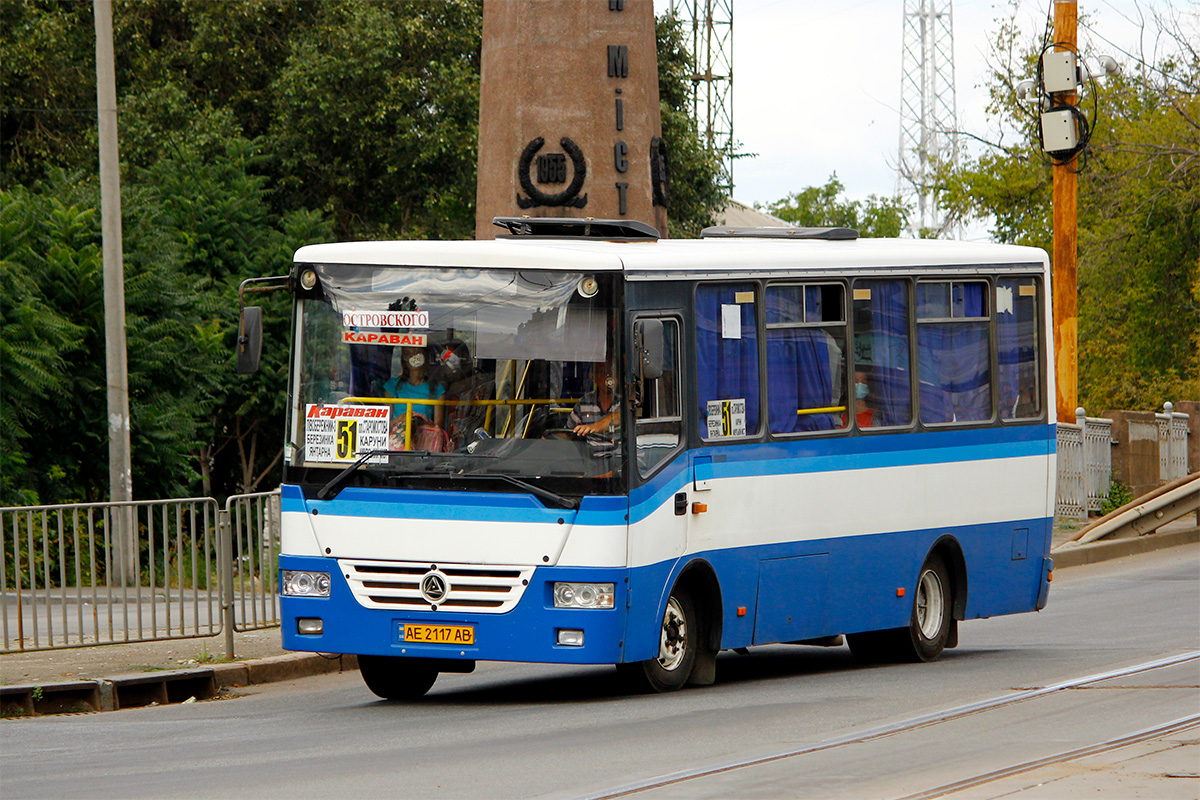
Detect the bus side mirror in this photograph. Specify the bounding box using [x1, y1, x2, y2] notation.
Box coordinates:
[237, 306, 263, 375]
[634, 319, 664, 381]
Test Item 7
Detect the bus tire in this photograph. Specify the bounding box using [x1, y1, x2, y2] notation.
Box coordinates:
[640, 588, 698, 692]
[905, 553, 952, 662]
[358, 655, 439, 700]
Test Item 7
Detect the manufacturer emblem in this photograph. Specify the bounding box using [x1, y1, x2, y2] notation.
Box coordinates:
[420, 572, 448, 604]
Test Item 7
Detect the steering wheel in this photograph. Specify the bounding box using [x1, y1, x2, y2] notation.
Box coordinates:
[542, 427, 582, 441]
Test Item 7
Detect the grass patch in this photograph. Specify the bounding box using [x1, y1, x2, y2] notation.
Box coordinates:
[2, 702, 31, 718]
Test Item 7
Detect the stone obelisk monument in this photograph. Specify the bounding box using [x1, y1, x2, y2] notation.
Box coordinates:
[475, 0, 668, 239]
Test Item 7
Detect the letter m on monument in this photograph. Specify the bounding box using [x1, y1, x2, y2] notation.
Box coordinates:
[607, 45, 629, 78]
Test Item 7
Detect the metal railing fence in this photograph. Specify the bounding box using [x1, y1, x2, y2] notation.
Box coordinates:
[226, 491, 281, 634]
[1, 491, 280, 656]
[1082, 413, 1114, 514]
[1157, 402, 1189, 483]
[1056, 422, 1086, 520]
[1058, 402, 1190, 521]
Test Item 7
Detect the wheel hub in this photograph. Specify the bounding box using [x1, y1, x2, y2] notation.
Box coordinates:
[916, 568, 945, 640]
[657, 596, 688, 671]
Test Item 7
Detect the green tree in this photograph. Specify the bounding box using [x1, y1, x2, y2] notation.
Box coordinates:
[133, 137, 332, 497]
[266, 0, 482, 239]
[0, 170, 219, 504]
[0, 0, 98, 186]
[0, 192, 86, 505]
[767, 174, 909, 237]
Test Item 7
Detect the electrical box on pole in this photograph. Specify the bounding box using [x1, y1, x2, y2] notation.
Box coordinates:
[1040, 109, 1079, 152]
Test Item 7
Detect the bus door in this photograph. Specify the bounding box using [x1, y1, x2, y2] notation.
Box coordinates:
[626, 314, 688, 646]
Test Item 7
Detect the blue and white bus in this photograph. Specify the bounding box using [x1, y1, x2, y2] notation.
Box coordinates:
[245, 218, 1055, 699]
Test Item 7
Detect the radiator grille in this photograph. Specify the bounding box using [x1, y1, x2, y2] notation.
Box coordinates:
[338, 560, 535, 613]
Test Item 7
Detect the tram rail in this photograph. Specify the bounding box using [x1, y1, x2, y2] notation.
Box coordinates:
[577, 650, 1200, 800]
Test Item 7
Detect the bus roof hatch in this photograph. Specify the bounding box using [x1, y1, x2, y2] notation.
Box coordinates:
[492, 216, 660, 241]
[701, 226, 859, 241]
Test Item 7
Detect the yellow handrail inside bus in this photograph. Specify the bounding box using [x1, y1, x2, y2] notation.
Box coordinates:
[337, 396, 579, 449]
[796, 406, 846, 415]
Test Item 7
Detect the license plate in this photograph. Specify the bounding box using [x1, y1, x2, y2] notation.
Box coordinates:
[401, 623, 474, 645]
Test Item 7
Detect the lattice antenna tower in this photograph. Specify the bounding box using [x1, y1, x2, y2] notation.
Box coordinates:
[898, 0, 959, 237]
[669, 0, 735, 194]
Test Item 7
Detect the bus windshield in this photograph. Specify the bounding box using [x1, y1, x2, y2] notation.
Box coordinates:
[286, 264, 623, 493]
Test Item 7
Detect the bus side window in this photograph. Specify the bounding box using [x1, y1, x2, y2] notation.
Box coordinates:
[917, 280, 992, 424]
[635, 318, 682, 475]
[996, 278, 1043, 420]
[852, 280, 913, 428]
[696, 284, 760, 440]
[765, 283, 848, 434]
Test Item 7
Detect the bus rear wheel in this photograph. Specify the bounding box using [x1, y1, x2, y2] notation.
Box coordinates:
[906, 553, 952, 662]
[628, 588, 698, 693]
[358, 655, 439, 700]
[848, 553, 952, 664]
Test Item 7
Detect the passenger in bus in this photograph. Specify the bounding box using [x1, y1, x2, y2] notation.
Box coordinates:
[430, 340, 486, 449]
[384, 346, 446, 449]
[569, 361, 620, 448]
[853, 369, 876, 428]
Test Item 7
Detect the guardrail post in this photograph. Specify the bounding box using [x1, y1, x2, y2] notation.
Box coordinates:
[218, 507, 235, 659]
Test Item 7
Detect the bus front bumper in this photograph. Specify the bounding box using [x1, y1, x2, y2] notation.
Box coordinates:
[279, 555, 629, 665]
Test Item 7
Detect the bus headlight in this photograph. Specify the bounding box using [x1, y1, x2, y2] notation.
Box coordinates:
[283, 570, 331, 597]
[553, 582, 614, 609]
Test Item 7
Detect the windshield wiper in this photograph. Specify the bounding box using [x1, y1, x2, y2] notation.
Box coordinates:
[475, 473, 579, 510]
[316, 449, 393, 501]
[386, 468, 579, 511]
[316, 449, 498, 501]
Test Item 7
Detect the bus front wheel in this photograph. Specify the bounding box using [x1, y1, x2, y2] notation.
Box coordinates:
[633, 588, 698, 692]
[358, 655, 439, 700]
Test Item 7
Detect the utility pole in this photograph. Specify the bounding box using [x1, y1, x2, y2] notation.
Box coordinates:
[1052, 0, 1078, 423]
[93, 0, 135, 582]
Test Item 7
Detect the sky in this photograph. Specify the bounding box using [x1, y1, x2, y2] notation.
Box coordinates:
[654, 0, 1185, 236]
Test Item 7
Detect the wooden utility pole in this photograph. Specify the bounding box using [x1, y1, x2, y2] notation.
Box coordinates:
[1052, 0, 1078, 423]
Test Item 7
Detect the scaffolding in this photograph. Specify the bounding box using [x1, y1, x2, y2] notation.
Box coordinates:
[669, 0, 735, 193]
[898, 0, 959, 237]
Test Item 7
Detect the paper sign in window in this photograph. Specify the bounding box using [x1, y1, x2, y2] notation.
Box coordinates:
[721, 304, 741, 339]
[706, 398, 746, 438]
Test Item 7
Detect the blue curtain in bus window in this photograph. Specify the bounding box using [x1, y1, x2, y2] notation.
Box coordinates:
[859, 280, 912, 427]
[918, 281, 991, 423]
[918, 325, 991, 422]
[767, 328, 840, 432]
[957, 281, 986, 317]
[997, 279, 1041, 419]
[696, 284, 759, 434]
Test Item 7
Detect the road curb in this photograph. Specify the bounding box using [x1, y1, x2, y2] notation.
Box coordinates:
[1, 652, 359, 717]
[1051, 525, 1199, 569]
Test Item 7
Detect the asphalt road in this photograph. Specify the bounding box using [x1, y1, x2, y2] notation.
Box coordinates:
[2, 548, 1197, 800]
